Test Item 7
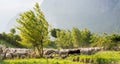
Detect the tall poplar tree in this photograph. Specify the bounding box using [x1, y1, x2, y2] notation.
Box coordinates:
[55, 30, 73, 48]
[16, 3, 49, 57]
[71, 27, 82, 47]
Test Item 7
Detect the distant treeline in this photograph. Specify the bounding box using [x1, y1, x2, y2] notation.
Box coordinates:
[0, 29, 24, 48]
[0, 27, 120, 50]
[50, 27, 120, 50]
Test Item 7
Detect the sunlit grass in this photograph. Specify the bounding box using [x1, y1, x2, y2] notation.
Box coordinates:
[1, 58, 81, 64]
[1, 51, 120, 64]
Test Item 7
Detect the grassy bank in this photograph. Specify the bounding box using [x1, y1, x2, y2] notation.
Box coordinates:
[1, 51, 120, 64]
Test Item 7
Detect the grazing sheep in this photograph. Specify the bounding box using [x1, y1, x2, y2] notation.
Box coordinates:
[0, 53, 5, 60]
[44, 55, 54, 58]
[44, 49, 56, 55]
[0, 44, 6, 54]
[4, 48, 32, 59]
[20, 55, 26, 59]
[68, 49, 80, 55]
[80, 47, 103, 55]
[0, 45, 104, 59]
[5, 53, 12, 59]
[58, 50, 68, 56]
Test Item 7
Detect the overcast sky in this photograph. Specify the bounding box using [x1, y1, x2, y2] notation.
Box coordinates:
[0, 0, 120, 33]
[0, 0, 43, 32]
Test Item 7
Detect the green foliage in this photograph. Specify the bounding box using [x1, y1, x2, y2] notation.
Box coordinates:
[0, 40, 14, 47]
[91, 33, 111, 47]
[44, 40, 57, 48]
[55, 29, 73, 48]
[71, 27, 81, 47]
[80, 28, 92, 47]
[10, 28, 16, 34]
[107, 33, 120, 50]
[90, 33, 120, 50]
[16, 3, 49, 57]
[50, 27, 120, 49]
[71, 27, 92, 47]
[110, 33, 120, 42]
[0, 30, 23, 48]
[50, 28, 61, 38]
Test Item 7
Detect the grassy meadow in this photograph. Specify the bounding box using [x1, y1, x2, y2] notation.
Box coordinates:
[1, 51, 120, 64]
[1, 58, 80, 64]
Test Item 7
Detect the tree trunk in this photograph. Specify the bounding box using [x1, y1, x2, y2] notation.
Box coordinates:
[40, 36, 44, 57]
[36, 46, 41, 57]
[36, 41, 44, 57]
[40, 43, 43, 57]
[40, 39, 43, 57]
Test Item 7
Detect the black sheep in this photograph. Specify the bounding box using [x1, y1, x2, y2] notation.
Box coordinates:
[68, 49, 80, 55]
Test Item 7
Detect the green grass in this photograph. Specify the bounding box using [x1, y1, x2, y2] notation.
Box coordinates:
[94, 51, 120, 64]
[0, 58, 81, 64]
[66, 51, 120, 64]
[1, 51, 120, 64]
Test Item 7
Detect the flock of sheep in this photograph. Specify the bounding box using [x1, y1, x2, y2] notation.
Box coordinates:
[0, 45, 34, 60]
[43, 47, 103, 59]
[0, 44, 103, 60]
